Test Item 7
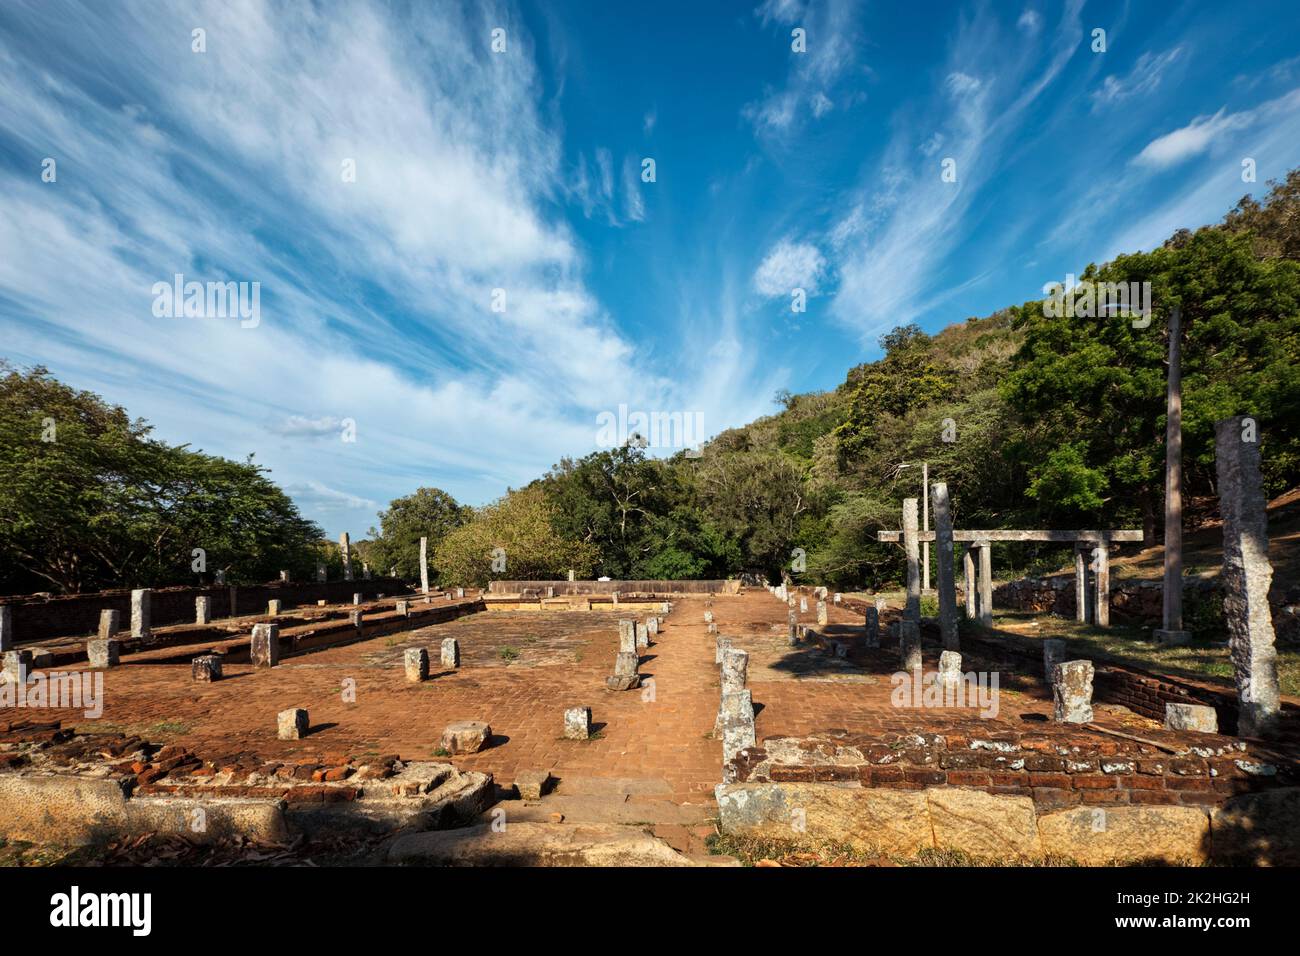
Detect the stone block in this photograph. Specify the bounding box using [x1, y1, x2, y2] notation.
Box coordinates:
[927, 787, 1040, 860]
[618, 620, 637, 654]
[440, 638, 460, 669]
[195, 597, 211, 625]
[1038, 805, 1208, 865]
[720, 648, 748, 695]
[86, 638, 120, 669]
[250, 623, 280, 668]
[267, 599, 282, 616]
[714, 635, 732, 665]
[97, 609, 120, 641]
[1052, 660, 1094, 723]
[938, 650, 962, 691]
[564, 706, 592, 740]
[396, 600, 410, 617]
[405, 647, 429, 682]
[130, 588, 151, 641]
[277, 708, 308, 740]
[192, 654, 223, 682]
[515, 770, 553, 800]
[1164, 702, 1218, 734]
[442, 720, 491, 754]
[2, 649, 32, 684]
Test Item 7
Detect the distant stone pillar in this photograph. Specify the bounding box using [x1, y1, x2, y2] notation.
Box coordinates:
[937, 650, 962, 694]
[899, 620, 922, 672]
[864, 605, 879, 648]
[316, 563, 327, 583]
[815, 599, 827, 626]
[930, 482, 958, 650]
[441, 637, 460, 669]
[1074, 544, 1090, 624]
[341, 532, 353, 582]
[1094, 542, 1110, 627]
[903, 498, 921, 623]
[405, 647, 429, 682]
[568, 568, 575, 582]
[419, 537, 430, 594]
[195, 597, 211, 625]
[130, 589, 152, 642]
[962, 548, 976, 619]
[976, 542, 993, 627]
[279, 570, 289, 583]
[0, 605, 12, 652]
[1214, 415, 1281, 737]
[267, 599, 281, 616]
[97, 609, 119, 641]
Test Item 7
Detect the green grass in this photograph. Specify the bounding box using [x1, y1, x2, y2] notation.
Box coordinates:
[499, 647, 519, 661]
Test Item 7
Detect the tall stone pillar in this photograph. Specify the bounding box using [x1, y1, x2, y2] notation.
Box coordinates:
[976, 541, 992, 627]
[1074, 544, 1090, 624]
[419, 536, 430, 594]
[1156, 305, 1190, 644]
[903, 498, 921, 624]
[962, 547, 976, 619]
[1094, 541, 1110, 627]
[0, 605, 11, 652]
[921, 462, 931, 593]
[930, 482, 958, 650]
[131, 588, 152, 641]
[1214, 416, 1280, 737]
[340, 532, 353, 582]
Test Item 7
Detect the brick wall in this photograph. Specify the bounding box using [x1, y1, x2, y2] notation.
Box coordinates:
[0, 579, 410, 644]
[487, 579, 737, 595]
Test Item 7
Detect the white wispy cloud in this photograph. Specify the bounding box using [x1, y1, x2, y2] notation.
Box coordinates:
[753, 239, 828, 296]
[1091, 46, 1185, 112]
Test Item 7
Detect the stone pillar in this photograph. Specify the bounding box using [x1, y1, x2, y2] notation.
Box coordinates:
[353, 592, 363, 605]
[607, 648, 640, 690]
[277, 708, 308, 740]
[1043, 638, 1066, 686]
[1074, 544, 1089, 624]
[396, 600, 410, 617]
[250, 623, 279, 667]
[130, 588, 151, 641]
[419, 536, 429, 595]
[1094, 541, 1110, 628]
[864, 605, 879, 648]
[279, 570, 290, 583]
[214, 569, 226, 585]
[937, 650, 962, 694]
[2, 650, 31, 684]
[962, 547, 976, 619]
[903, 498, 921, 623]
[1214, 415, 1281, 737]
[564, 706, 592, 740]
[0, 606, 11, 652]
[195, 597, 211, 625]
[316, 563, 327, 583]
[97, 609, 120, 640]
[704, 610, 713, 624]
[635, 621, 649, 649]
[87, 639, 120, 669]
[568, 568, 575, 582]
[720, 648, 748, 696]
[267, 599, 281, 616]
[618, 620, 637, 654]
[787, 607, 799, 646]
[645, 617, 660, 636]
[405, 647, 429, 682]
[1052, 660, 1094, 723]
[441, 637, 460, 669]
[931, 482, 959, 650]
[976, 541, 993, 627]
[899, 620, 922, 672]
[816, 599, 827, 626]
[714, 634, 732, 664]
[341, 532, 353, 582]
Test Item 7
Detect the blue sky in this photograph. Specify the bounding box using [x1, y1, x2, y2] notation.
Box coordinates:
[2, 0, 1299, 540]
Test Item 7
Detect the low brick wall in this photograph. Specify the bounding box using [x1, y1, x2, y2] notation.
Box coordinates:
[0, 578, 410, 644]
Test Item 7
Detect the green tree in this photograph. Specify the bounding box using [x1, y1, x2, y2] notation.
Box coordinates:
[368, 487, 468, 580]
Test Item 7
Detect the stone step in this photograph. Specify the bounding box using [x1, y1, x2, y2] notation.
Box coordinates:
[387, 821, 702, 866]
[491, 794, 713, 826]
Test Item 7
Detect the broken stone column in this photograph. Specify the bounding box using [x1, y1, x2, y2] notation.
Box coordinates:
[707, 622, 718, 635]
[635, 621, 649, 649]
[618, 620, 637, 655]
[718, 649, 755, 774]
[341, 532, 353, 581]
[279, 570, 290, 583]
[787, 606, 799, 646]
[192, 654, 222, 682]
[1165, 702, 1218, 734]
[1043, 638, 1066, 686]
[250, 623, 279, 668]
[816, 599, 828, 626]
[937, 650, 962, 694]
[0, 606, 10, 652]
[564, 706, 592, 740]
[645, 617, 659, 636]
[130, 588, 151, 642]
[1052, 660, 1094, 723]
[396, 600, 409, 617]
[316, 562, 327, 583]
[277, 708, 308, 740]
[442, 720, 491, 754]
[715, 687, 755, 735]
[799, 597, 807, 613]
[405, 647, 429, 682]
[703, 610, 713, 624]
[97, 609, 119, 640]
[419, 536, 429, 594]
[352, 592, 363, 605]
[720, 647, 748, 696]
[931, 482, 959, 650]
[440, 638, 460, 669]
[2, 650, 31, 684]
[899, 620, 922, 672]
[267, 599, 282, 616]
[1094, 541, 1110, 627]
[195, 597, 211, 625]
[1214, 415, 1281, 737]
[87, 638, 120, 669]
[903, 498, 921, 623]
[606, 649, 640, 691]
[864, 605, 879, 648]
[714, 634, 732, 664]
[349, 609, 364, 628]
